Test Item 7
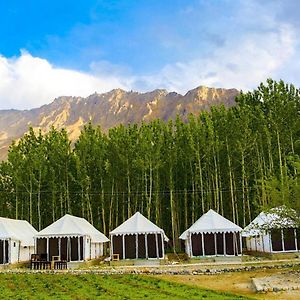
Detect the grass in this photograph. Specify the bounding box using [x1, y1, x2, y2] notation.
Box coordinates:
[0, 273, 251, 300]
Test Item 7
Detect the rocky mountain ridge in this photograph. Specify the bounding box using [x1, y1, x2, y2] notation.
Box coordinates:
[0, 86, 239, 160]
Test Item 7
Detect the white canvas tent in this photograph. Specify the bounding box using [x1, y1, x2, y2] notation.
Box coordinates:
[35, 214, 109, 262]
[0, 217, 37, 264]
[242, 207, 300, 253]
[110, 212, 168, 259]
[180, 209, 242, 257]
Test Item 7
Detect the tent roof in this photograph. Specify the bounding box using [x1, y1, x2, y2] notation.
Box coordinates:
[36, 214, 109, 243]
[242, 206, 298, 237]
[110, 212, 168, 241]
[0, 217, 37, 246]
[179, 209, 242, 240]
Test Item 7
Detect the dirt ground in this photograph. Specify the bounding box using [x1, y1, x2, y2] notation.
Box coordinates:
[158, 268, 300, 300]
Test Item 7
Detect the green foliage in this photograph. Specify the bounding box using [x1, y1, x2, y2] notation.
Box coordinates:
[0, 79, 299, 249]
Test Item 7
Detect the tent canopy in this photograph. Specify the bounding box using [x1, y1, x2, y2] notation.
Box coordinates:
[242, 206, 299, 237]
[180, 209, 242, 240]
[0, 217, 37, 246]
[35, 214, 109, 243]
[110, 212, 169, 241]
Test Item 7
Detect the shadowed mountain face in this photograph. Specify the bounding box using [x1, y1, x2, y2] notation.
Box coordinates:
[0, 86, 239, 160]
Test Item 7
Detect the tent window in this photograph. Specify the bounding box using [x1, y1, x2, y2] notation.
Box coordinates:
[13, 242, 16, 247]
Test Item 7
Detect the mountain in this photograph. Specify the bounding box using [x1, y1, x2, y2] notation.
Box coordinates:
[0, 86, 239, 160]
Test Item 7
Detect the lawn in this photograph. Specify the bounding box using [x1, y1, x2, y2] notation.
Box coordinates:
[0, 273, 251, 300]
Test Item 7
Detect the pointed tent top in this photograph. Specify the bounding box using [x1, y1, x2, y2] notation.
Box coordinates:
[36, 214, 109, 243]
[110, 212, 168, 241]
[0, 217, 37, 246]
[242, 206, 299, 237]
[179, 209, 242, 240]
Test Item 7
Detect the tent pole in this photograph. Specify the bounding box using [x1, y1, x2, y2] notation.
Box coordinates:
[67, 237, 71, 262]
[46, 238, 49, 261]
[233, 233, 236, 256]
[269, 232, 273, 253]
[58, 237, 61, 259]
[161, 233, 165, 259]
[281, 229, 285, 252]
[135, 234, 138, 259]
[189, 233, 193, 257]
[155, 233, 159, 259]
[3, 239, 5, 264]
[239, 233, 242, 255]
[214, 233, 217, 256]
[145, 234, 148, 259]
[201, 233, 205, 256]
[110, 235, 113, 258]
[78, 237, 80, 261]
[122, 235, 125, 259]
[295, 229, 298, 252]
[223, 233, 226, 256]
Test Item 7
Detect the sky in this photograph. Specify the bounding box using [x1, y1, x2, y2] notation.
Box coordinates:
[0, 0, 299, 109]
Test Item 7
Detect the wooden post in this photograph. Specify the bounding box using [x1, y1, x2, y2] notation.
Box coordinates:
[122, 235, 125, 259]
[135, 234, 138, 259]
[145, 234, 148, 259]
[155, 233, 159, 258]
[201, 233, 205, 256]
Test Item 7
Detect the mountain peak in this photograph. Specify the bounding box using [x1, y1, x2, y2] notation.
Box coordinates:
[0, 85, 239, 160]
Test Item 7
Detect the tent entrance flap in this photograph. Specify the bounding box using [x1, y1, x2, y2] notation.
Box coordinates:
[271, 229, 283, 251]
[283, 228, 296, 251]
[0, 240, 9, 264]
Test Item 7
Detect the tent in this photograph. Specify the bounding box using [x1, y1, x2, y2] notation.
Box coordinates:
[180, 209, 243, 257]
[242, 207, 300, 253]
[0, 217, 37, 264]
[110, 212, 168, 259]
[35, 214, 109, 262]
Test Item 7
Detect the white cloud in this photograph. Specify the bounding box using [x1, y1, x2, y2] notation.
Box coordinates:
[135, 17, 298, 93]
[0, 1, 299, 110]
[0, 51, 132, 110]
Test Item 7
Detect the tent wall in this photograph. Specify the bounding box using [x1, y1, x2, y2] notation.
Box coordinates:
[204, 233, 215, 255]
[283, 228, 296, 251]
[188, 232, 241, 257]
[90, 242, 103, 259]
[19, 246, 35, 262]
[216, 233, 224, 255]
[138, 234, 146, 258]
[191, 233, 203, 256]
[245, 228, 299, 253]
[10, 240, 19, 263]
[49, 238, 59, 260]
[111, 233, 164, 259]
[36, 236, 86, 262]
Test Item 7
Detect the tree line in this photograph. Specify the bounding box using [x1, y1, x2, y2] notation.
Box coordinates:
[0, 79, 299, 250]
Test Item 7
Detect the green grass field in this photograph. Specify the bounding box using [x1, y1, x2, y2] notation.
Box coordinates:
[0, 274, 251, 300]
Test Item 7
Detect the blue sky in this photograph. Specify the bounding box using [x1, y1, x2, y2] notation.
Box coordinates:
[0, 0, 299, 109]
